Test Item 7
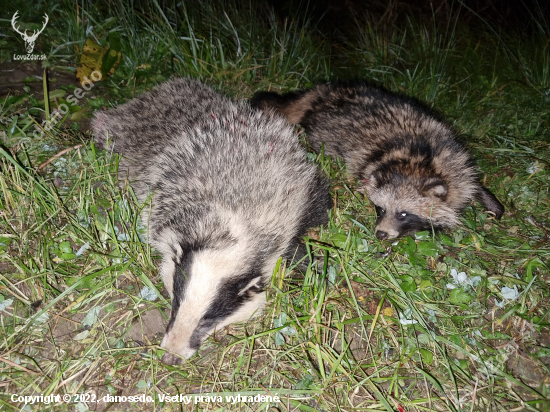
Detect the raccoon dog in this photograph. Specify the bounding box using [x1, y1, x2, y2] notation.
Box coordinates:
[251, 84, 504, 240]
[93, 79, 330, 364]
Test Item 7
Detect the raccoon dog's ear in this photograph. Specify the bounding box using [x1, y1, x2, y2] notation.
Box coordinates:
[475, 186, 505, 219]
[422, 177, 448, 200]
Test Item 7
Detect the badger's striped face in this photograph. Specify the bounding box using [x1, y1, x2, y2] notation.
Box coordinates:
[160, 246, 268, 365]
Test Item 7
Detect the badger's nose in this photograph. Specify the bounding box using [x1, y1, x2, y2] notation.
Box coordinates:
[376, 230, 388, 240]
[161, 352, 184, 365]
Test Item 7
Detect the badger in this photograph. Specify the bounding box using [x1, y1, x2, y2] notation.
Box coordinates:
[251, 84, 504, 239]
[92, 78, 330, 364]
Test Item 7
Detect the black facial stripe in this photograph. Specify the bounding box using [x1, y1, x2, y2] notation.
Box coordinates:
[374, 205, 385, 218]
[188, 271, 266, 350]
[203, 272, 266, 319]
[166, 248, 194, 333]
[378, 213, 445, 236]
[189, 321, 216, 350]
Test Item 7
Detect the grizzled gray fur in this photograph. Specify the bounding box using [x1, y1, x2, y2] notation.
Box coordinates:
[93, 78, 330, 364]
[251, 84, 504, 239]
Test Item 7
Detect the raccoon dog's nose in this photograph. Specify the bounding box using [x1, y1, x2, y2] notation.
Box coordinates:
[376, 230, 388, 240]
[161, 352, 184, 365]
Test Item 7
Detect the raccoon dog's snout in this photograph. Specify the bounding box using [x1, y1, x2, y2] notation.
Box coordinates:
[252, 84, 505, 239]
[92, 79, 330, 362]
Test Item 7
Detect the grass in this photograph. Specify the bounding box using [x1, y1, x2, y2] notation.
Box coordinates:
[1, 0, 549, 411]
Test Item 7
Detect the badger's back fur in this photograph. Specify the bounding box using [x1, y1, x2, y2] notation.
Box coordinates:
[251, 84, 504, 239]
[93, 79, 330, 363]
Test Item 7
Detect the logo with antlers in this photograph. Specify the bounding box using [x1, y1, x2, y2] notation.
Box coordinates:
[11, 11, 49, 54]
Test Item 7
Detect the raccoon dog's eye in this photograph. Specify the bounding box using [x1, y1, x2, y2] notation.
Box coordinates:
[397, 212, 408, 220]
[375, 205, 385, 217]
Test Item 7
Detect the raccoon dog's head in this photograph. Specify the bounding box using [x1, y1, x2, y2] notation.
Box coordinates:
[366, 175, 453, 239]
[158, 231, 271, 365]
[363, 153, 504, 240]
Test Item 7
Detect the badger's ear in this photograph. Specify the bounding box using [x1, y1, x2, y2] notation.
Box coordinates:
[422, 177, 448, 200]
[237, 275, 264, 297]
[475, 186, 505, 219]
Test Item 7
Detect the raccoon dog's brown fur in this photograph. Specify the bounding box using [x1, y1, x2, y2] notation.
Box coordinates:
[251, 84, 504, 239]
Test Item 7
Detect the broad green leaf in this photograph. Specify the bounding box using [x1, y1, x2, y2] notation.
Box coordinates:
[449, 288, 472, 305]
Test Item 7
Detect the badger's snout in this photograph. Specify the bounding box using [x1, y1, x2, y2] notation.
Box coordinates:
[161, 352, 184, 365]
[160, 332, 197, 365]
